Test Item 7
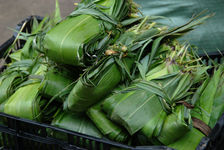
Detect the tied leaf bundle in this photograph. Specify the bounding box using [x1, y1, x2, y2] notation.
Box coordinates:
[0, 72, 23, 104]
[2, 63, 57, 121]
[63, 19, 166, 112]
[101, 39, 208, 145]
[103, 85, 163, 135]
[64, 56, 134, 112]
[44, 0, 134, 66]
[41, 69, 74, 102]
[0, 57, 47, 105]
[4, 81, 42, 120]
[169, 66, 224, 150]
[101, 71, 195, 138]
[87, 102, 128, 142]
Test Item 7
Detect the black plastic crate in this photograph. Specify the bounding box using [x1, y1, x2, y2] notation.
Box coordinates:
[0, 112, 174, 150]
[0, 16, 223, 150]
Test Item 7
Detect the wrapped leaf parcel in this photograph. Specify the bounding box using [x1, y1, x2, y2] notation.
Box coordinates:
[41, 69, 74, 102]
[4, 81, 43, 120]
[44, 0, 134, 66]
[63, 19, 166, 112]
[87, 102, 128, 142]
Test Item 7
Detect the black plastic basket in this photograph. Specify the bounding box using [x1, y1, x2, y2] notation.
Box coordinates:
[0, 16, 223, 150]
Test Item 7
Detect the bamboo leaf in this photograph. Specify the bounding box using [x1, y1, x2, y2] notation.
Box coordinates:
[0, 72, 21, 104]
[104, 87, 163, 135]
[140, 111, 166, 140]
[209, 73, 224, 128]
[87, 102, 128, 142]
[136, 81, 166, 99]
[70, 7, 118, 25]
[148, 36, 164, 68]
[52, 111, 102, 138]
[191, 78, 210, 106]
[157, 106, 191, 145]
[21, 16, 48, 58]
[64, 57, 123, 112]
[196, 67, 222, 124]
[4, 82, 42, 120]
[169, 128, 204, 150]
[41, 69, 74, 102]
[44, 15, 101, 66]
[54, 0, 61, 23]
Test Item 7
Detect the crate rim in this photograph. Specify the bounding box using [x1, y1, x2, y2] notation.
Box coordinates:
[0, 112, 131, 149]
[13, 15, 43, 38]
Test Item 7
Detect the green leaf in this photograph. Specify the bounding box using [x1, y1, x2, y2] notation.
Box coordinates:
[4, 82, 42, 120]
[191, 78, 210, 106]
[169, 128, 204, 150]
[140, 110, 166, 140]
[0, 72, 21, 104]
[52, 111, 102, 138]
[209, 72, 224, 128]
[21, 16, 48, 58]
[103, 86, 163, 135]
[54, 0, 61, 23]
[64, 57, 122, 112]
[157, 106, 191, 145]
[44, 15, 101, 66]
[196, 67, 222, 124]
[148, 36, 164, 68]
[87, 102, 128, 142]
[41, 69, 74, 102]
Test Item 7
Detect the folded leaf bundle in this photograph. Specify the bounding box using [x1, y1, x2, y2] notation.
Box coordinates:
[101, 40, 198, 135]
[168, 66, 224, 150]
[3, 80, 57, 122]
[155, 106, 191, 145]
[169, 128, 204, 150]
[209, 67, 224, 128]
[169, 95, 207, 150]
[4, 81, 43, 120]
[62, 19, 166, 113]
[87, 102, 128, 142]
[139, 105, 191, 145]
[41, 69, 74, 102]
[102, 71, 193, 135]
[44, 0, 132, 66]
[0, 72, 23, 104]
[171, 66, 224, 150]
[64, 56, 134, 112]
[3, 64, 53, 121]
[191, 66, 222, 124]
[0, 59, 41, 104]
[102, 85, 163, 135]
[51, 111, 102, 139]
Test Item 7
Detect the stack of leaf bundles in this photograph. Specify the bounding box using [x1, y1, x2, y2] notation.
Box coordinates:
[87, 38, 210, 146]
[44, 0, 138, 66]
